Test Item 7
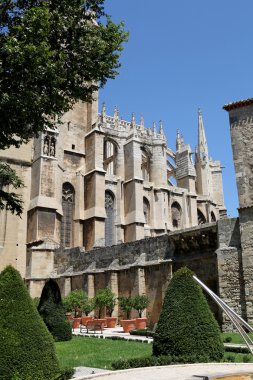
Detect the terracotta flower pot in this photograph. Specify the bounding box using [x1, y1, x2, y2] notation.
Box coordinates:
[135, 317, 147, 330]
[72, 317, 81, 329]
[105, 317, 117, 328]
[81, 316, 92, 326]
[121, 319, 136, 333]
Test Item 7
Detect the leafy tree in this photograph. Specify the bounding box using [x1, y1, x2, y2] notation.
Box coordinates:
[152, 267, 224, 361]
[82, 297, 95, 316]
[133, 295, 150, 318]
[118, 296, 134, 320]
[0, 265, 60, 379]
[0, 162, 24, 216]
[94, 288, 116, 318]
[0, 0, 128, 214]
[38, 279, 72, 341]
[62, 289, 92, 317]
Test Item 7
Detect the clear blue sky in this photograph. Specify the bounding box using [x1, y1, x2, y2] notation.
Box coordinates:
[99, 0, 253, 217]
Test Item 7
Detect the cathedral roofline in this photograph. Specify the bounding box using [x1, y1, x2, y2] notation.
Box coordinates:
[223, 98, 253, 111]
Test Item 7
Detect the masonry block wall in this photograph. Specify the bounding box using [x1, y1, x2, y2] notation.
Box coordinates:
[224, 99, 253, 326]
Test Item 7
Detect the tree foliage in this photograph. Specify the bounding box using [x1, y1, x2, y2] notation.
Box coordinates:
[118, 296, 134, 320]
[0, 265, 60, 379]
[0, 162, 24, 216]
[152, 267, 224, 361]
[0, 0, 128, 215]
[94, 288, 116, 317]
[133, 295, 150, 318]
[0, 0, 128, 150]
[62, 289, 94, 317]
[38, 279, 72, 342]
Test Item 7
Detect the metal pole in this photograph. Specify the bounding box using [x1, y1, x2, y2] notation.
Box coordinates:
[193, 275, 253, 355]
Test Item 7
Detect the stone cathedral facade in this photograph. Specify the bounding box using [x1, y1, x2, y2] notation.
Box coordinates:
[3, 94, 253, 329]
[0, 97, 226, 280]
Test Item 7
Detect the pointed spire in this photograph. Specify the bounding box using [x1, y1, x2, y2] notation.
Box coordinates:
[114, 105, 119, 121]
[198, 108, 209, 161]
[152, 121, 157, 137]
[131, 112, 136, 129]
[140, 114, 145, 130]
[181, 133, 184, 146]
[159, 120, 164, 135]
[102, 102, 106, 116]
[176, 129, 181, 151]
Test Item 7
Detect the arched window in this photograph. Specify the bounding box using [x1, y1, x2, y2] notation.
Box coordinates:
[104, 140, 117, 175]
[211, 211, 216, 222]
[61, 183, 75, 247]
[171, 202, 182, 228]
[197, 209, 206, 225]
[143, 197, 150, 224]
[105, 191, 115, 246]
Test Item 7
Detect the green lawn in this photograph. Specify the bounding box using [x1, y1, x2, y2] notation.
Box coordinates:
[55, 334, 253, 371]
[55, 337, 152, 369]
[222, 332, 253, 344]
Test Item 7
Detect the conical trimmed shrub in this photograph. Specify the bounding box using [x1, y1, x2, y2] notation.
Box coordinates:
[0, 266, 60, 380]
[38, 279, 72, 342]
[153, 267, 224, 361]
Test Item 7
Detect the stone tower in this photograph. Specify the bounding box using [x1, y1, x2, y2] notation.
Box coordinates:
[224, 98, 253, 324]
[195, 109, 226, 220]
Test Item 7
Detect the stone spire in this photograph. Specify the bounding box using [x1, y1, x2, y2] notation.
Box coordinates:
[140, 114, 145, 130]
[176, 129, 181, 151]
[114, 105, 119, 121]
[159, 120, 164, 135]
[198, 108, 209, 161]
[152, 121, 157, 137]
[102, 102, 106, 116]
[131, 112, 136, 129]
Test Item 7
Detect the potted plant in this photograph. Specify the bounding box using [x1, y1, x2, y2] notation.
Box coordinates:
[62, 289, 88, 329]
[133, 294, 150, 329]
[81, 296, 95, 326]
[118, 296, 135, 333]
[94, 288, 117, 327]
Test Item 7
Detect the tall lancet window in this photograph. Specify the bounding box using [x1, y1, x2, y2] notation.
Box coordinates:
[171, 201, 182, 229]
[105, 191, 115, 246]
[104, 140, 117, 175]
[143, 197, 150, 225]
[61, 183, 75, 247]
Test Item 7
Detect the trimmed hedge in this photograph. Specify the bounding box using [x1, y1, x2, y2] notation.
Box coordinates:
[112, 353, 210, 370]
[38, 279, 72, 342]
[153, 267, 224, 361]
[130, 329, 154, 337]
[0, 265, 60, 380]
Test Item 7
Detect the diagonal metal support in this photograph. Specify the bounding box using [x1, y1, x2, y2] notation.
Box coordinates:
[193, 275, 253, 355]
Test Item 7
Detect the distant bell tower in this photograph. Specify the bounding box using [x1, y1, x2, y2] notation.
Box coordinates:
[195, 108, 213, 197]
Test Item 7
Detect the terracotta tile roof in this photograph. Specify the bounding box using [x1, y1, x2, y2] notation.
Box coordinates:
[223, 98, 253, 111]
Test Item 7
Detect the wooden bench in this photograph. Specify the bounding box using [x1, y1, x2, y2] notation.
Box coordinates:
[80, 320, 105, 334]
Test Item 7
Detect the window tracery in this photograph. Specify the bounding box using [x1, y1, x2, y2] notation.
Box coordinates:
[61, 183, 75, 247]
[104, 140, 117, 175]
[105, 191, 115, 246]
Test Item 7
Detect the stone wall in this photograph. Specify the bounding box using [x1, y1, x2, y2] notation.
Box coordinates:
[53, 223, 223, 326]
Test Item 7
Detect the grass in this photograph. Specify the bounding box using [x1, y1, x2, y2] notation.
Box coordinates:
[222, 332, 253, 344]
[55, 334, 253, 371]
[224, 352, 253, 363]
[55, 336, 151, 369]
